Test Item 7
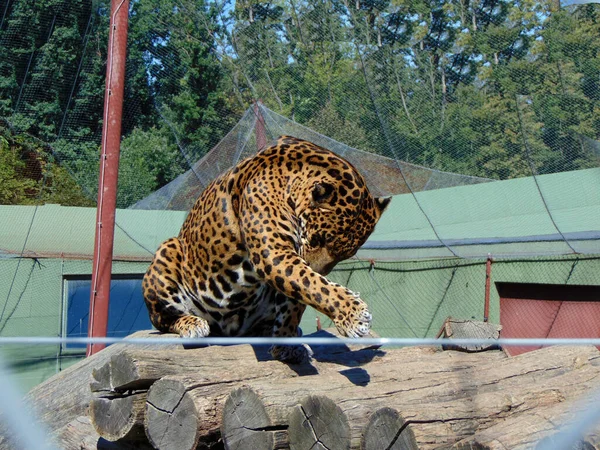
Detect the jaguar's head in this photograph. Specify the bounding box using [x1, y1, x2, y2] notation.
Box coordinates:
[295, 157, 390, 275]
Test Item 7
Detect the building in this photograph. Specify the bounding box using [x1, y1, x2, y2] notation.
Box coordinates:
[1, 167, 599, 390]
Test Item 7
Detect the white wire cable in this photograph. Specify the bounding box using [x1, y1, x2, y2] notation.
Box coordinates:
[0, 353, 58, 450]
[537, 388, 600, 450]
[1, 336, 600, 347]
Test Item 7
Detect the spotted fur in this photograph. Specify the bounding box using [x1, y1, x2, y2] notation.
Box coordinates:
[143, 136, 390, 363]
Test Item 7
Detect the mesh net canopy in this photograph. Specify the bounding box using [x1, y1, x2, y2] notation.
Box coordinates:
[131, 103, 494, 210]
[0, 0, 599, 389]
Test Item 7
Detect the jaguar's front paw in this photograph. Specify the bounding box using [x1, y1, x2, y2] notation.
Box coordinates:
[270, 344, 313, 364]
[172, 315, 210, 338]
[334, 301, 372, 338]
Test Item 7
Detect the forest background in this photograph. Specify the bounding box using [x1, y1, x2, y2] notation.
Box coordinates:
[0, 0, 598, 208]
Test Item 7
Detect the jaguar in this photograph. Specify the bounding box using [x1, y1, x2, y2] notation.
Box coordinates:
[142, 136, 389, 362]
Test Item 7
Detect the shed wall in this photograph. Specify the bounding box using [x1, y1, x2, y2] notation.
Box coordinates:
[0, 258, 149, 391]
[301, 255, 600, 338]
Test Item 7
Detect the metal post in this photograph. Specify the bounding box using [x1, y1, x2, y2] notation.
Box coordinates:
[254, 101, 267, 151]
[484, 254, 493, 322]
[87, 0, 129, 357]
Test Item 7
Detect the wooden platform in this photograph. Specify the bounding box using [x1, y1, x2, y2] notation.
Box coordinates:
[2, 329, 600, 450]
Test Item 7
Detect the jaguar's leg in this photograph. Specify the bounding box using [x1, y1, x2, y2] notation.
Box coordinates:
[142, 238, 210, 338]
[241, 195, 372, 340]
[269, 295, 311, 363]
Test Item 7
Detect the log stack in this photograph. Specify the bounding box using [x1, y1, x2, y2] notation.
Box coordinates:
[8, 330, 600, 450]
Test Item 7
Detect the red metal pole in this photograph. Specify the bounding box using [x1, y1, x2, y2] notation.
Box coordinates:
[484, 254, 493, 323]
[87, 0, 129, 356]
[254, 100, 267, 151]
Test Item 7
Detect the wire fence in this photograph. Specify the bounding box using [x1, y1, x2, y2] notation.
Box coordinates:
[0, 0, 599, 447]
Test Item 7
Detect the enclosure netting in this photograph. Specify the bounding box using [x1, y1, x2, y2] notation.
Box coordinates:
[0, 0, 599, 389]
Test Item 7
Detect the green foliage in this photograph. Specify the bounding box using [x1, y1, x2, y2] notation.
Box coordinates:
[307, 102, 374, 152]
[117, 127, 184, 208]
[0, 134, 37, 204]
[127, 0, 238, 158]
[0, 123, 93, 206]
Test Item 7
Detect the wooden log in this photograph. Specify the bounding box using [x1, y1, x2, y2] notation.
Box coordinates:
[0, 331, 182, 450]
[207, 347, 503, 449]
[221, 386, 287, 450]
[340, 346, 600, 449]
[101, 328, 382, 392]
[89, 342, 282, 444]
[287, 395, 350, 450]
[141, 342, 323, 450]
[361, 408, 418, 450]
[90, 392, 147, 442]
[52, 416, 154, 450]
[207, 346, 600, 449]
[89, 356, 147, 444]
[141, 339, 391, 450]
[130, 346, 502, 450]
[145, 376, 204, 450]
[14, 328, 600, 450]
[453, 391, 600, 449]
[144, 368, 294, 450]
[34, 331, 182, 433]
[88, 336, 243, 445]
[436, 317, 502, 352]
[91, 343, 270, 393]
[99, 329, 382, 449]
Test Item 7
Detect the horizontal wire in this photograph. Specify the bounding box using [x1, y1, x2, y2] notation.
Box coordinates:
[1, 336, 600, 347]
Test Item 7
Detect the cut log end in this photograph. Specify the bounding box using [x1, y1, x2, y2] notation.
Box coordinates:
[362, 407, 419, 450]
[89, 393, 146, 442]
[145, 377, 201, 450]
[288, 395, 350, 450]
[221, 386, 278, 450]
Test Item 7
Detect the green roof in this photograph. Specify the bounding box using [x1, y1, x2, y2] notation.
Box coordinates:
[0, 204, 186, 260]
[360, 167, 600, 259]
[1, 168, 598, 261]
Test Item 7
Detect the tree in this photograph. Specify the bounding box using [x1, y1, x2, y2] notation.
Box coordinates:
[0, 134, 37, 204]
[128, 0, 238, 161]
[116, 127, 184, 208]
[0, 122, 93, 206]
[6, 1, 95, 140]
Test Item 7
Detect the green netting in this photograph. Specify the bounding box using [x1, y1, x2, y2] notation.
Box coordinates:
[1, 0, 600, 391]
[303, 255, 600, 338]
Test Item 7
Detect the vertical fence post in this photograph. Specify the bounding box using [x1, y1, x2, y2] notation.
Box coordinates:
[87, 0, 129, 357]
[484, 254, 493, 323]
[254, 100, 267, 151]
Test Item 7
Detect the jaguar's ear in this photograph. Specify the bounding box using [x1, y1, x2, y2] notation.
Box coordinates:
[312, 182, 335, 205]
[375, 196, 391, 214]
